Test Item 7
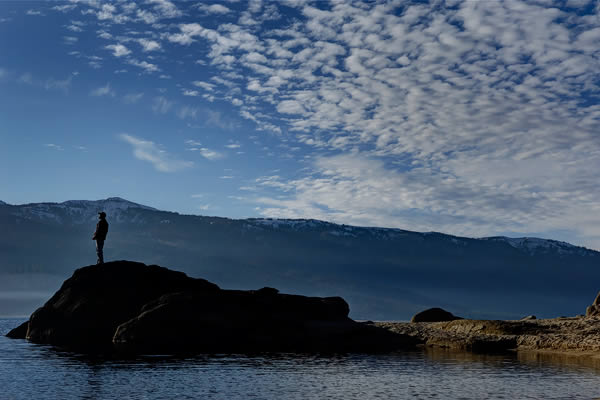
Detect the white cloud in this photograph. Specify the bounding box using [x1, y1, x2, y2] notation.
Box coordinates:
[66, 24, 83, 32]
[52, 4, 77, 13]
[63, 36, 78, 45]
[44, 143, 64, 151]
[19, 73, 33, 85]
[177, 106, 200, 119]
[120, 134, 193, 172]
[225, 143, 241, 149]
[123, 92, 144, 104]
[148, 0, 182, 19]
[199, 148, 223, 160]
[277, 100, 307, 115]
[128, 59, 159, 73]
[167, 23, 217, 45]
[26, 10, 44, 16]
[165, 1, 600, 247]
[90, 83, 114, 97]
[185, 140, 203, 148]
[152, 96, 173, 114]
[138, 38, 161, 52]
[198, 4, 231, 14]
[192, 81, 215, 91]
[96, 3, 129, 23]
[97, 30, 112, 40]
[44, 76, 73, 92]
[185, 140, 224, 162]
[182, 89, 199, 97]
[37, 0, 600, 248]
[105, 43, 131, 57]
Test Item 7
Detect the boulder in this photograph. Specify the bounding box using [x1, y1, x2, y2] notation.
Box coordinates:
[9, 261, 219, 351]
[112, 290, 411, 353]
[7, 260, 417, 354]
[586, 292, 600, 317]
[411, 307, 462, 323]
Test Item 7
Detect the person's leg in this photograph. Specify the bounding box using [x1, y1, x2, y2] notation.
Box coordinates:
[96, 239, 104, 264]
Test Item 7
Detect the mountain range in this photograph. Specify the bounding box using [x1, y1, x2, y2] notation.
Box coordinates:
[1, 197, 598, 320]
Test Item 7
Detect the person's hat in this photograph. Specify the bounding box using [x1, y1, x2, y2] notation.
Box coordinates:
[98, 211, 106, 218]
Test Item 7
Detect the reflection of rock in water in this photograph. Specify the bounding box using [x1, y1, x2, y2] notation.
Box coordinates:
[424, 347, 600, 373]
[517, 350, 600, 371]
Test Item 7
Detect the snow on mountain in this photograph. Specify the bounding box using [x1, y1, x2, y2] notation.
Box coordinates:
[246, 218, 595, 256]
[4, 198, 596, 257]
[247, 218, 449, 241]
[9, 197, 156, 224]
[482, 236, 594, 256]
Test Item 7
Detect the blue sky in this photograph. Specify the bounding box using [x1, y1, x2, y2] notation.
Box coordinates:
[1, 0, 600, 250]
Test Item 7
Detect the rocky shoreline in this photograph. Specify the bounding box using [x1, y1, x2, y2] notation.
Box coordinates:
[6, 260, 600, 358]
[375, 316, 600, 357]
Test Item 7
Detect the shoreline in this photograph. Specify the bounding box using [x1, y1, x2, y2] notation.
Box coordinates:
[375, 316, 600, 362]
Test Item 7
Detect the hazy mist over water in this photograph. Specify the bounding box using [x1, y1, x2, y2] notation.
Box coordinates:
[2, 319, 600, 400]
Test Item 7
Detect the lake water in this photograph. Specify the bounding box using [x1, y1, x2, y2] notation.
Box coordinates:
[1, 318, 600, 399]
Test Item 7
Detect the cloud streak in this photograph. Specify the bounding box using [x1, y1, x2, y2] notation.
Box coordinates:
[120, 134, 193, 172]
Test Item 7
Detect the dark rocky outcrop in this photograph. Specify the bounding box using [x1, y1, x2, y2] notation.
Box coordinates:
[7, 260, 416, 354]
[411, 307, 462, 323]
[5, 320, 28, 339]
[585, 292, 600, 317]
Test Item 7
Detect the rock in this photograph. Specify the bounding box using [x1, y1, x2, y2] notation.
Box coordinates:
[112, 290, 415, 353]
[411, 307, 462, 323]
[7, 260, 417, 354]
[19, 261, 219, 351]
[378, 315, 600, 354]
[6, 321, 28, 339]
[254, 287, 279, 295]
[585, 292, 600, 317]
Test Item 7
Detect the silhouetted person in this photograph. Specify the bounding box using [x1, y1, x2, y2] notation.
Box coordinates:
[93, 212, 109, 264]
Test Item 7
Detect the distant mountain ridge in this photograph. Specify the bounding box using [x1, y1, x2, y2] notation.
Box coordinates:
[0, 198, 598, 320]
[1, 197, 595, 257]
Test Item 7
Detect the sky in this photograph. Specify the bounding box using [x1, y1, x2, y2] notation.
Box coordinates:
[1, 0, 600, 250]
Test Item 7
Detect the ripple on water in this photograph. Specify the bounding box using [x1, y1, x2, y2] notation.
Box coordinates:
[1, 319, 600, 400]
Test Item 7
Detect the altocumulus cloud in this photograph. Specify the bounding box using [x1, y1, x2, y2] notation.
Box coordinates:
[120, 134, 193, 172]
[165, 0, 600, 247]
[47, 0, 600, 249]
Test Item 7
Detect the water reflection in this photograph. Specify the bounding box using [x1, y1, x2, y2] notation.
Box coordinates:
[2, 319, 600, 399]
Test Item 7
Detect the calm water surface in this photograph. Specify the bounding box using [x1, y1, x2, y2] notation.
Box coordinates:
[1, 318, 600, 399]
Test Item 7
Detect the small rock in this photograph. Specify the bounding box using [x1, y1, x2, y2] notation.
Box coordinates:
[587, 292, 600, 317]
[411, 307, 462, 323]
